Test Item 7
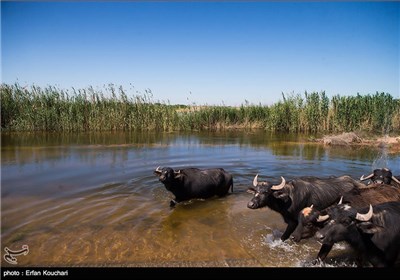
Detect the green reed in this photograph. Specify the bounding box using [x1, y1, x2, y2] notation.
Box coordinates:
[1, 83, 399, 133]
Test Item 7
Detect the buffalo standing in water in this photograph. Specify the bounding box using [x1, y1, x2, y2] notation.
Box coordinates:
[315, 201, 400, 267]
[154, 166, 233, 207]
[247, 175, 364, 241]
[293, 183, 400, 263]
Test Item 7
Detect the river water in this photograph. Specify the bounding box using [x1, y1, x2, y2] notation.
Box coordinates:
[1, 131, 399, 267]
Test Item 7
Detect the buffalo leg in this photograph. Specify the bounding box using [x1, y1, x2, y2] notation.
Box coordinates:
[169, 199, 178, 208]
[367, 254, 387, 267]
[316, 244, 333, 261]
[306, 244, 334, 266]
[281, 221, 298, 241]
[355, 254, 364, 267]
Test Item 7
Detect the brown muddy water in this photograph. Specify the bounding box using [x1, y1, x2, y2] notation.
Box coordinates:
[1, 131, 399, 267]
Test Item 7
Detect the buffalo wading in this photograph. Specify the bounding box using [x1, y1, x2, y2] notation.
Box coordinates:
[154, 167, 233, 207]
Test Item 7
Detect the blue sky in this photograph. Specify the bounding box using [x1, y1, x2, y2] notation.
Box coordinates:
[1, 1, 399, 106]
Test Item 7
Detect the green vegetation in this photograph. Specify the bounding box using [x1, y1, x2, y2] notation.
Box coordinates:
[1, 83, 399, 133]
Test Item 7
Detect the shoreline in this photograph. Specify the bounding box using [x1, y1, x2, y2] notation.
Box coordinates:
[315, 132, 400, 154]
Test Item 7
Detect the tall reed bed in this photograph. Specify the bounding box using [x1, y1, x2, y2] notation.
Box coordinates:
[1, 83, 399, 132]
[0, 84, 180, 132]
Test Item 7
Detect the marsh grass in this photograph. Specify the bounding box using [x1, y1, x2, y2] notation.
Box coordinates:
[1, 83, 399, 133]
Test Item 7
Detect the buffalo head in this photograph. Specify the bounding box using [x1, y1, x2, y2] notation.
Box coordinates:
[292, 197, 345, 242]
[360, 168, 400, 185]
[154, 166, 182, 184]
[247, 175, 286, 209]
[315, 203, 374, 245]
[292, 205, 326, 242]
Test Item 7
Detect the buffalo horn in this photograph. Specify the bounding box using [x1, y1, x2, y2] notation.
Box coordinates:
[253, 174, 259, 187]
[355, 204, 373, 222]
[174, 170, 181, 175]
[338, 196, 343, 205]
[271, 176, 286, 190]
[392, 176, 400, 184]
[155, 166, 162, 173]
[317, 214, 329, 222]
[360, 173, 374, 181]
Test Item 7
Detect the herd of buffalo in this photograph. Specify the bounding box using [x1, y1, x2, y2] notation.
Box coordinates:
[154, 166, 400, 267]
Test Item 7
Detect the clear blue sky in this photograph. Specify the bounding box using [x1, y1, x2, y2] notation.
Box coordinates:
[1, 1, 399, 106]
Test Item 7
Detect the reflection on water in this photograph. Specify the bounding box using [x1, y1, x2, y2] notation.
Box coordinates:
[1, 131, 399, 267]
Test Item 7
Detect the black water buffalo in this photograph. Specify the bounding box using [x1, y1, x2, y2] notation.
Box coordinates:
[247, 175, 363, 241]
[360, 168, 400, 187]
[292, 183, 400, 243]
[292, 184, 400, 262]
[154, 166, 233, 207]
[315, 201, 400, 267]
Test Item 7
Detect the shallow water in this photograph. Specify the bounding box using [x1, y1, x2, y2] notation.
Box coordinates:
[1, 131, 399, 267]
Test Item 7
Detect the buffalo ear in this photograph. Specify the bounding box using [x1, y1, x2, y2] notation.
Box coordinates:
[272, 191, 289, 201]
[356, 222, 383, 234]
[247, 188, 256, 194]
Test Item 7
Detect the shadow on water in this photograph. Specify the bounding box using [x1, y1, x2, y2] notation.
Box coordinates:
[1, 130, 399, 267]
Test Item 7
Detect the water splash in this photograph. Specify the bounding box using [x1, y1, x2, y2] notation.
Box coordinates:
[298, 258, 357, 267]
[262, 230, 294, 252]
[372, 134, 389, 171]
[298, 242, 357, 267]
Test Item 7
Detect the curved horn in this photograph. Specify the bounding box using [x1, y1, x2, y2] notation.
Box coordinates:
[360, 173, 374, 181]
[338, 196, 343, 205]
[174, 169, 181, 175]
[253, 174, 259, 187]
[316, 214, 330, 223]
[383, 168, 389, 171]
[271, 176, 286, 190]
[392, 176, 400, 184]
[355, 204, 373, 222]
[155, 166, 162, 173]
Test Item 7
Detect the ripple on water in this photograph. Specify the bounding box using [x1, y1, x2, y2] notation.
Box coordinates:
[2, 131, 399, 267]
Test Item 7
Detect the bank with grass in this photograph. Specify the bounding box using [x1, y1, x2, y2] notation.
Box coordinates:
[1, 83, 399, 133]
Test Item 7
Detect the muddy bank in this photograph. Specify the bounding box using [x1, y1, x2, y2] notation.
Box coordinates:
[315, 132, 400, 154]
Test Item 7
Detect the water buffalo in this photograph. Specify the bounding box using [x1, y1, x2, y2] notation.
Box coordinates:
[154, 166, 233, 207]
[247, 175, 363, 241]
[293, 183, 400, 242]
[292, 184, 400, 262]
[315, 201, 400, 267]
[360, 168, 400, 187]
